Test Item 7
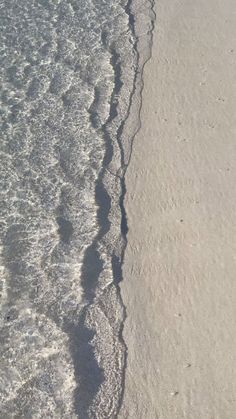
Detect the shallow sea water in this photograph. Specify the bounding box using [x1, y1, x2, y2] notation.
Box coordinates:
[0, 0, 154, 417]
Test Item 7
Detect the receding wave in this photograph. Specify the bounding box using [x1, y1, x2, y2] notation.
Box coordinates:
[0, 0, 155, 417]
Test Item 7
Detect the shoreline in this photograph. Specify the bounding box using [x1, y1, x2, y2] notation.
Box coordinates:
[120, 0, 236, 417]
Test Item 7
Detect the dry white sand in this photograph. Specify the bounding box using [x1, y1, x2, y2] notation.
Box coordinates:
[120, 0, 236, 418]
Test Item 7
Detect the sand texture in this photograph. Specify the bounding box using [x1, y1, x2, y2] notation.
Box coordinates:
[120, 0, 236, 418]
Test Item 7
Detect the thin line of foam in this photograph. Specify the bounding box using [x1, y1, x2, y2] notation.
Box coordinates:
[116, 0, 156, 415]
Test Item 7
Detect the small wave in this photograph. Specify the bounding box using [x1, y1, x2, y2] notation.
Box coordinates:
[0, 0, 155, 417]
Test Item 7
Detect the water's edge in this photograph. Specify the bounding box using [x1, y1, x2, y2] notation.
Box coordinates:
[77, 0, 156, 417]
[116, 1, 156, 415]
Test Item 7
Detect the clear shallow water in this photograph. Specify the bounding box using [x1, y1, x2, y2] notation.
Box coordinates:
[0, 0, 154, 417]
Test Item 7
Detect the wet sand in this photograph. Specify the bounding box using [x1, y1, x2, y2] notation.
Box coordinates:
[120, 0, 236, 417]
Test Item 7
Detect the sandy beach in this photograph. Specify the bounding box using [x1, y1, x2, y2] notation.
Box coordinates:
[1, 0, 236, 416]
[120, 0, 236, 418]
